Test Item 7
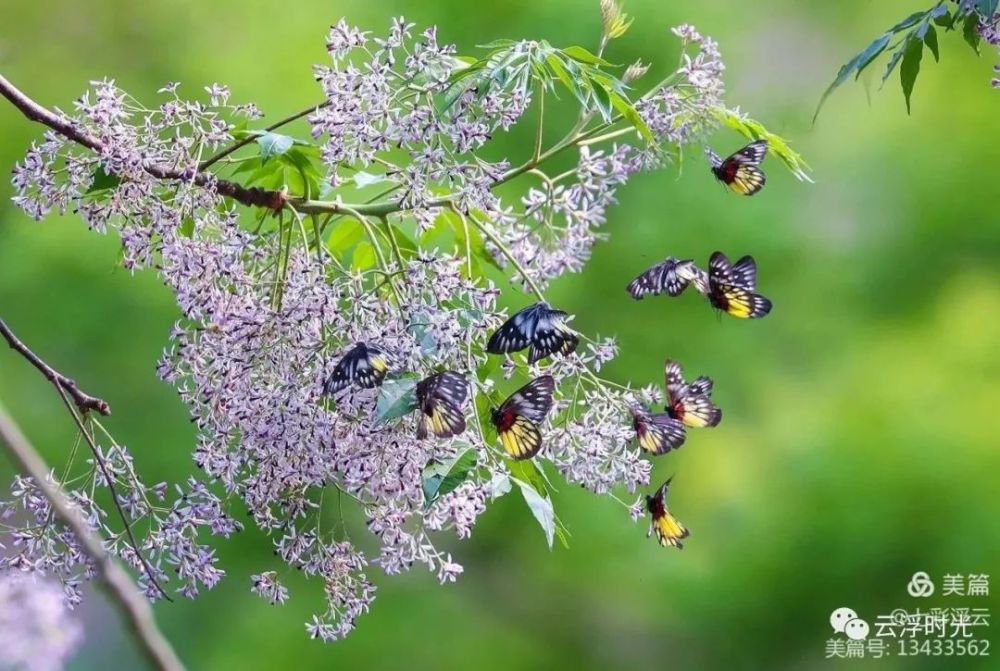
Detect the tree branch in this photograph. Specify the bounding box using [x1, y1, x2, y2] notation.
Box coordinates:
[0, 402, 185, 671]
[0, 73, 286, 211]
[0, 317, 110, 416]
[0, 316, 171, 601]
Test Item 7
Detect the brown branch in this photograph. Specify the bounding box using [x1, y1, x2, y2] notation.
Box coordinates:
[0, 401, 185, 671]
[0, 317, 110, 416]
[0, 316, 171, 601]
[0, 73, 286, 211]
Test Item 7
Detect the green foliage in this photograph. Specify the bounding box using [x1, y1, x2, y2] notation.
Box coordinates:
[374, 376, 419, 424]
[513, 476, 556, 549]
[422, 449, 478, 507]
[85, 166, 122, 194]
[815, 1, 992, 118]
[713, 109, 812, 182]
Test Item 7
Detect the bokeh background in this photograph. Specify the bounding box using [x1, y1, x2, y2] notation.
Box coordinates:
[1, 1, 998, 669]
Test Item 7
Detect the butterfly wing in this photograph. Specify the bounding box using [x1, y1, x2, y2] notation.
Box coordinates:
[714, 140, 768, 196]
[664, 359, 688, 405]
[728, 255, 758, 290]
[416, 372, 468, 439]
[646, 480, 689, 549]
[688, 375, 714, 397]
[732, 139, 768, 166]
[710, 284, 772, 319]
[632, 408, 687, 455]
[486, 303, 541, 355]
[627, 257, 695, 299]
[677, 395, 722, 428]
[492, 375, 555, 460]
[323, 343, 389, 394]
[527, 309, 578, 364]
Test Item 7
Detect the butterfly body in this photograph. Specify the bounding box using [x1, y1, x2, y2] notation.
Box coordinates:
[490, 375, 555, 460]
[415, 371, 468, 439]
[323, 343, 390, 394]
[631, 406, 686, 455]
[664, 359, 722, 428]
[627, 257, 702, 300]
[646, 478, 689, 549]
[487, 303, 579, 364]
[705, 139, 768, 196]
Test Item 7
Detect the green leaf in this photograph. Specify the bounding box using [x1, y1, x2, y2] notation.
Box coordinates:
[423, 449, 478, 507]
[590, 80, 613, 122]
[476, 39, 516, 49]
[85, 167, 121, 194]
[924, 24, 940, 61]
[880, 44, 907, 89]
[257, 132, 295, 161]
[814, 32, 891, 121]
[900, 33, 924, 113]
[978, 0, 999, 17]
[351, 241, 377, 270]
[508, 459, 547, 496]
[352, 171, 391, 189]
[374, 377, 419, 425]
[561, 45, 615, 67]
[545, 53, 589, 108]
[231, 156, 263, 176]
[888, 10, 931, 34]
[963, 12, 982, 53]
[514, 477, 556, 549]
[327, 219, 364, 256]
[609, 91, 653, 143]
[179, 217, 195, 238]
[408, 313, 438, 356]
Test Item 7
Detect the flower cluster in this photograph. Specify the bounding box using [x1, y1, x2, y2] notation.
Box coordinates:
[0, 571, 82, 671]
[979, 10, 1000, 88]
[3, 12, 756, 643]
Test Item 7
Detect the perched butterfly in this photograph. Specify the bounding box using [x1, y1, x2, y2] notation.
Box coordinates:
[631, 406, 686, 456]
[415, 371, 468, 440]
[646, 478, 689, 549]
[627, 257, 702, 300]
[705, 139, 768, 196]
[322, 343, 390, 395]
[486, 303, 579, 364]
[706, 251, 772, 319]
[490, 375, 555, 460]
[664, 359, 721, 429]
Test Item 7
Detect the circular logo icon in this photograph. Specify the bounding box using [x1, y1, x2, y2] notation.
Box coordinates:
[907, 571, 935, 597]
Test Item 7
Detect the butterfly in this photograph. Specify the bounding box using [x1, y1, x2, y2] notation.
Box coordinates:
[322, 343, 390, 395]
[631, 406, 686, 456]
[705, 139, 768, 196]
[490, 375, 555, 460]
[415, 371, 468, 439]
[626, 257, 703, 300]
[664, 359, 721, 429]
[705, 251, 772, 319]
[646, 477, 689, 549]
[486, 303, 579, 364]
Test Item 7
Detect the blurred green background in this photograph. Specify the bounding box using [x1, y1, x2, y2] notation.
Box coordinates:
[1, 1, 998, 669]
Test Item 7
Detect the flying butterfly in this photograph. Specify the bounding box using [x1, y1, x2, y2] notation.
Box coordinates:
[627, 257, 702, 300]
[486, 303, 579, 364]
[705, 139, 768, 196]
[631, 406, 686, 456]
[706, 251, 772, 319]
[646, 477, 690, 549]
[322, 343, 390, 394]
[664, 359, 722, 429]
[415, 371, 468, 440]
[490, 375, 555, 460]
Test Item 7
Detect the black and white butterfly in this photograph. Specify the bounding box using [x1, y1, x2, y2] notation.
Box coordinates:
[491, 375, 555, 460]
[705, 251, 772, 319]
[486, 303, 579, 364]
[322, 343, 390, 395]
[627, 257, 704, 299]
[415, 371, 468, 440]
[705, 139, 768, 196]
[646, 477, 689, 549]
[664, 359, 721, 429]
[631, 406, 686, 456]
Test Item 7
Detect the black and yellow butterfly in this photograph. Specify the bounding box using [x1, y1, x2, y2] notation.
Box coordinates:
[486, 303, 579, 364]
[627, 257, 703, 300]
[415, 371, 468, 439]
[322, 343, 390, 394]
[490, 375, 555, 460]
[646, 477, 689, 549]
[664, 359, 721, 429]
[705, 139, 768, 196]
[706, 251, 772, 319]
[631, 406, 686, 456]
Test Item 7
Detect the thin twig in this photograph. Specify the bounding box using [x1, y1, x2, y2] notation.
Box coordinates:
[0, 316, 171, 600]
[0, 401, 185, 671]
[199, 101, 330, 170]
[0, 318, 110, 416]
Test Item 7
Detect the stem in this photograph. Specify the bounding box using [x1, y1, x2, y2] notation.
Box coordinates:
[199, 101, 330, 171]
[464, 209, 545, 303]
[532, 83, 545, 163]
[0, 402, 185, 671]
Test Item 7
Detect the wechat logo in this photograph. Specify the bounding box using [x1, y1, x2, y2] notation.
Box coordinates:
[830, 607, 869, 641]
